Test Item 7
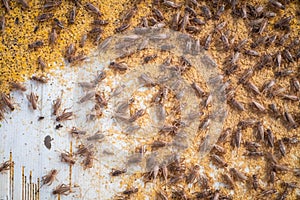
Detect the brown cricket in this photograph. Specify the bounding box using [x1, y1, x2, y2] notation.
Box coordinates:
[2, 0, 10, 12]
[234, 39, 248, 52]
[244, 151, 264, 157]
[41, 169, 58, 186]
[56, 109, 73, 121]
[79, 34, 87, 48]
[217, 128, 231, 144]
[28, 40, 44, 50]
[246, 81, 260, 95]
[52, 184, 71, 195]
[230, 168, 247, 181]
[170, 12, 180, 30]
[26, 92, 38, 110]
[259, 189, 277, 197]
[139, 73, 156, 87]
[274, 16, 292, 31]
[0, 107, 5, 120]
[65, 43, 76, 60]
[283, 110, 297, 129]
[204, 34, 212, 50]
[70, 127, 86, 137]
[163, 0, 181, 8]
[265, 129, 274, 147]
[82, 151, 95, 169]
[252, 174, 259, 190]
[122, 6, 137, 22]
[92, 19, 109, 26]
[244, 141, 261, 152]
[110, 168, 127, 176]
[272, 163, 289, 172]
[269, 0, 285, 9]
[0, 15, 5, 32]
[153, 8, 164, 21]
[191, 82, 205, 97]
[245, 49, 260, 57]
[201, 5, 212, 19]
[0, 160, 13, 172]
[52, 97, 61, 116]
[143, 54, 157, 63]
[278, 139, 286, 157]
[122, 187, 139, 195]
[85, 2, 101, 16]
[16, 0, 29, 8]
[38, 57, 47, 71]
[109, 62, 128, 72]
[233, 128, 242, 148]
[237, 118, 257, 129]
[31, 75, 48, 83]
[222, 173, 234, 189]
[37, 13, 54, 22]
[151, 140, 167, 149]
[213, 144, 226, 154]
[75, 144, 94, 157]
[268, 103, 280, 117]
[43, 1, 62, 10]
[229, 98, 245, 111]
[251, 100, 266, 112]
[214, 4, 225, 19]
[238, 68, 253, 84]
[78, 91, 95, 104]
[186, 165, 200, 184]
[86, 132, 105, 141]
[211, 154, 228, 167]
[68, 7, 76, 25]
[1, 93, 14, 111]
[68, 54, 87, 64]
[60, 152, 75, 165]
[10, 82, 26, 92]
[115, 23, 130, 33]
[93, 71, 106, 84]
[128, 109, 145, 123]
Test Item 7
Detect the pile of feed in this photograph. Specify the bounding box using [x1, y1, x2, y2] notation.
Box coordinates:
[0, 0, 299, 199]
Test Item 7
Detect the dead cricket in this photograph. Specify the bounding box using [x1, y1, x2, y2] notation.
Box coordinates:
[53, 96, 62, 116]
[60, 151, 75, 165]
[56, 109, 73, 122]
[41, 169, 58, 186]
[31, 75, 48, 83]
[110, 168, 127, 176]
[0, 160, 13, 172]
[0, 93, 15, 111]
[70, 127, 86, 138]
[82, 151, 95, 169]
[27, 92, 38, 110]
[128, 109, 145, 122]
[52, 184, 71, 195]
[10, 82, 26, 92]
